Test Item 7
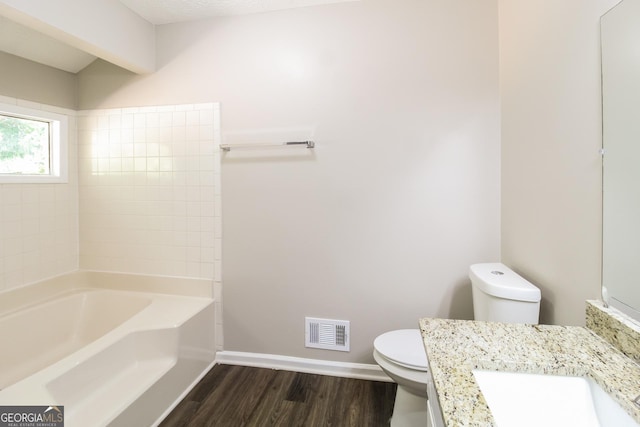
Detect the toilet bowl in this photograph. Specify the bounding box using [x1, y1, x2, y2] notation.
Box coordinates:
[373, 329, 429, 426]
[374, 263, 542, 427]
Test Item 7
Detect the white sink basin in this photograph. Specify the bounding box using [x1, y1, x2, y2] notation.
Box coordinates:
[472, 370, 639, 427]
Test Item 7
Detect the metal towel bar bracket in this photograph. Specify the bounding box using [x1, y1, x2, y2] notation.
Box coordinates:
[220, 141, 315, 151]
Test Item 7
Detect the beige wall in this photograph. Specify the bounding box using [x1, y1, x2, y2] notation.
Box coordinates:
[0, 51, 77, 109]
[78, 0, 500, 364]
[499, 0, 619, 325]
[2, 0, 619, 357]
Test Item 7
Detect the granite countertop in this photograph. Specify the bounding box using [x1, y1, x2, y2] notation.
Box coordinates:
[419, 317, 640, 427]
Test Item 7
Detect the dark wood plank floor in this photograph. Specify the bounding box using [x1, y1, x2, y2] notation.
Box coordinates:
[160, 364, 397, 427]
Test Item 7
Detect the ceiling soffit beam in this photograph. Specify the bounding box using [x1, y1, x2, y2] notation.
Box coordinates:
[0, 0, 155, 74]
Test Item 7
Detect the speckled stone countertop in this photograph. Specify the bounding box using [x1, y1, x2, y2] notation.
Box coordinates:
[586, 300, 640, 365]
[419, 316, 640, 427]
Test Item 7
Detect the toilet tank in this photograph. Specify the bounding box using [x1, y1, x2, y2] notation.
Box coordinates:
[470, 263, 541, 324]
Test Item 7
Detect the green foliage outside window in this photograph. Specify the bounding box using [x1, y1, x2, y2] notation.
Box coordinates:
[0, 114, 50, 175]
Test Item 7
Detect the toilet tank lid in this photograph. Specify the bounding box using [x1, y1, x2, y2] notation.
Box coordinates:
[469, 263, 541, 303]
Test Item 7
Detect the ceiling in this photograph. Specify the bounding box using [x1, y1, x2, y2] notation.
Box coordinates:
[0, 16, 96, 73]
[118, 0, 358, 25]
[0, 0, 357, 74]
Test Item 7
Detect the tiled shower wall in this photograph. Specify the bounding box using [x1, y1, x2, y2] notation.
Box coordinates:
[0, 96, 79, 291]
[77, 103, 223, 345]
[77, 103, 221, 285]
[0, 100, 222, 343]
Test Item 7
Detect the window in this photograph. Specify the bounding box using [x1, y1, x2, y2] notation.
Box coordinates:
[0, 102, 68, 183]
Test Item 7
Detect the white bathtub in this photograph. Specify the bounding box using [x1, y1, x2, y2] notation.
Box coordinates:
[0, 272, 216, 427]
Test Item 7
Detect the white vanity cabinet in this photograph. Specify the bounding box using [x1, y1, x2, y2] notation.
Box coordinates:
[426, 369, 445, 427]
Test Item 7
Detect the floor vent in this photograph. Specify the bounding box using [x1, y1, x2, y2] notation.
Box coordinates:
[305, 317, 350, 352]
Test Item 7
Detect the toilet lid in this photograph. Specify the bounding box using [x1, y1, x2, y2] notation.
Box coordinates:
[373, 329, 429, 371]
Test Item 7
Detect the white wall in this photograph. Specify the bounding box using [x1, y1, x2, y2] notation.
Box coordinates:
[79, 0, 501, 364]
[499, 0, 619, 325]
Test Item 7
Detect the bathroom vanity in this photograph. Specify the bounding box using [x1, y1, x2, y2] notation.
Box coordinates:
[419, 301, 640, 427]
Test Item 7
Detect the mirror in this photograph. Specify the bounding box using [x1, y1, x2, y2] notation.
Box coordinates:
[601, 0, 640, 320]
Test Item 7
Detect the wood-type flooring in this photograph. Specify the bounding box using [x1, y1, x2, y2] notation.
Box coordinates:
[159, 364, 397, 427]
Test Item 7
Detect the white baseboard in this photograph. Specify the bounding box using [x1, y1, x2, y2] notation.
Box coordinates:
[214, 351, 393, 383]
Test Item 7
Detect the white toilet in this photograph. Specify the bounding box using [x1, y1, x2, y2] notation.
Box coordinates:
[373, 263, 541, 427]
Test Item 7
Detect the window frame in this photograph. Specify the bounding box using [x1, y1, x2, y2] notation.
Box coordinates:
[0, 102, 68, 184]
